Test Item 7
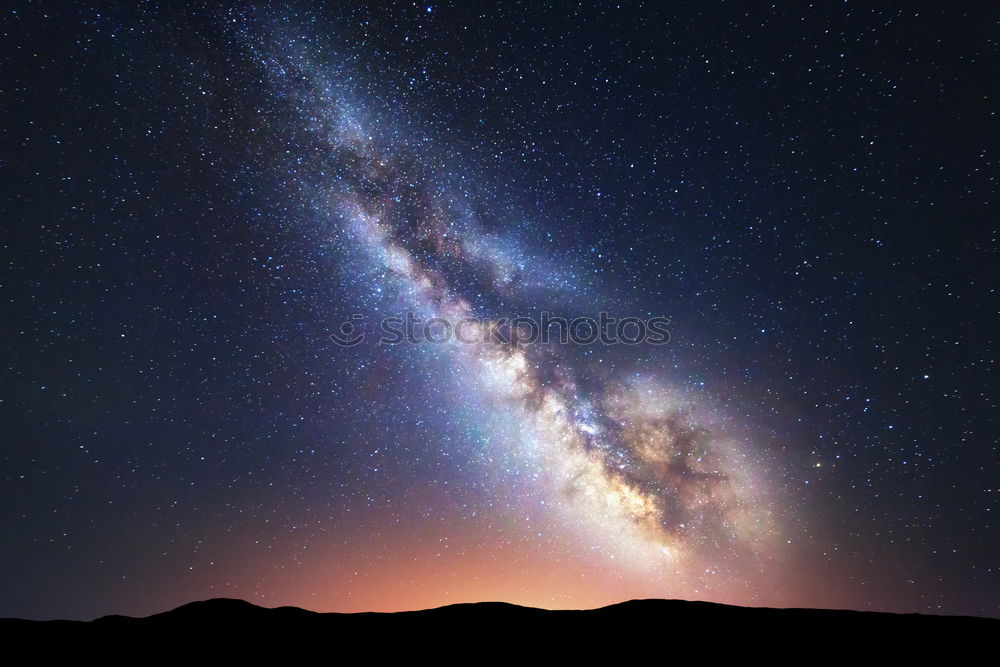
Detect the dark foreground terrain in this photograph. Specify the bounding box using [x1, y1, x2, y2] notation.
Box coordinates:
[2, 598, 995, 656]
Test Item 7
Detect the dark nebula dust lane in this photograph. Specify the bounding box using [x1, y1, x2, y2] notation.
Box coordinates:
[2, 2, 997, 620]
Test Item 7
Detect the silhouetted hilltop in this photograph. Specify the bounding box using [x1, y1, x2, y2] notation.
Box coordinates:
[3, 597, 995, 656]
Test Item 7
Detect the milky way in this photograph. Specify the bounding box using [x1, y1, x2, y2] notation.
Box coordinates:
[255, 39, 779, 586]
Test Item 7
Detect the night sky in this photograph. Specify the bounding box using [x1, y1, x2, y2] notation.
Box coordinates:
[3, 2, 998, 621]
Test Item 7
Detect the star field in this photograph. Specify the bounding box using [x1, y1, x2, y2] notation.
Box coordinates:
[2, 1, 997, 619]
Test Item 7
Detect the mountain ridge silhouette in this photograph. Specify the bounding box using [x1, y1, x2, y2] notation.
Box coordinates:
[4, 596, 995, 656]
[6, 596, 996, 623]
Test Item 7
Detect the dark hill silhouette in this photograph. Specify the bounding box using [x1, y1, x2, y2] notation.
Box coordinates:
[3, 597, 995, 656]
